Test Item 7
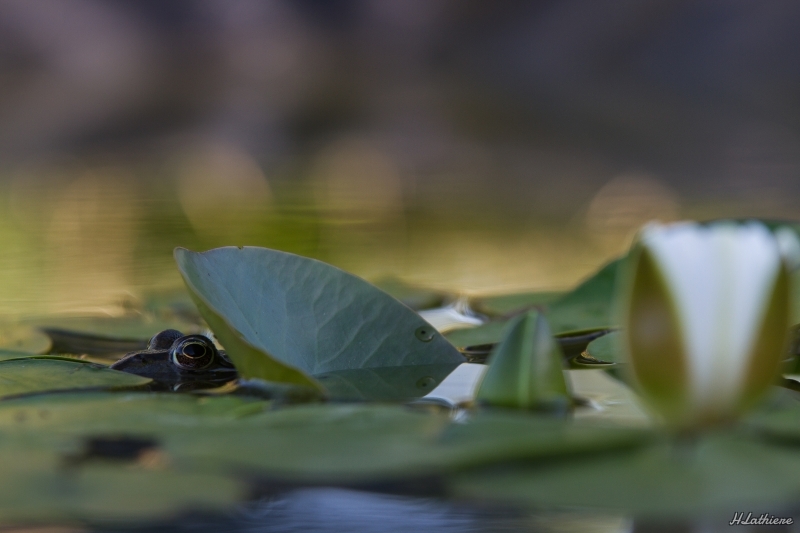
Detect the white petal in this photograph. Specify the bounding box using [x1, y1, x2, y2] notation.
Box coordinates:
[642, 222, 781, 413]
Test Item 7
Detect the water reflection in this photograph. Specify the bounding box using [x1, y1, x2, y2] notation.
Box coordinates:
[176, 142, 273, 240]
[92, 488, 633, 533]
[0, 156, 629, 320]
[583, 174, 679, 255]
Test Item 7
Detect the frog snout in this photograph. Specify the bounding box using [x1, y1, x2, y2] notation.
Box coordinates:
[110, 352, 165, 376]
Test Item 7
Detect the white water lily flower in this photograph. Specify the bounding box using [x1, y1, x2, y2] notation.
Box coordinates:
[620, 221, 796, 428]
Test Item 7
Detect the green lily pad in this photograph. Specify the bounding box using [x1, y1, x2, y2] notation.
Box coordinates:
[39, 327, 147, 359]
[445, 321, 508, 348]
[0, 452, 240, 524]
[584, 331, 623, 363]
[445, 260, 622, 348]
[474, 291, 564, 317]
[0, 349, 44, 361]
[745, 399, 800, 443]
[25, 315, 198, 340]
[0, 323, 51, 354]
[175, 247, 465, 388]
[449, 431, 800, 517]
[546, 258, 621, 334]
[0, 392, 647, 485]
[0, 393, 242, 523]
[448, 324, 611, 366]
[0, 358, 151, 399]
[163, 408, 648, 484]
[0, 392, 268, 432]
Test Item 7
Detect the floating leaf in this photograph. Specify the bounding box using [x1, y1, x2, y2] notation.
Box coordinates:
[476, 312, 570, 411]
[445, 321, 507, 348]
[446, 259, 622, 348]
[546, 258, 621, 334]
[0, 392, 648, 486]
[556, 328, 613, 359]
[583, 331, 622, 363]
[0, 349, 42, 361]
[0, 444, 240, 524]
[0, 358, 151, 399]
[474, 291, 563, 317]
[569, 369, 651, 426]
[175, 247, 464, 388]
[451, 327, 610, 365]
[449, 431, 800, 517]
[0, 323, 51, 354]
[26, 315, 198, 342]
[40, 327, 147, 359]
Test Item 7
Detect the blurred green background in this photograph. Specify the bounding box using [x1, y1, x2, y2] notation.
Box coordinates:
[0, 0, 799, 316]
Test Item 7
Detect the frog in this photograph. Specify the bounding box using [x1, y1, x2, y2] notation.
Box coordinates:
[110, 329, 238, 391]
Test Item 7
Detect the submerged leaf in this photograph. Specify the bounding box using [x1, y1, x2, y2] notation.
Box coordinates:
[175, 247, 465, 388]
[476, 311, 570, 411]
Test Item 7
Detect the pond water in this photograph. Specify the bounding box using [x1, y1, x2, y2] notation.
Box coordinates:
[87, 488, 634, 533]
[0, 166, 794, 532]
[0, 164, 624, 318]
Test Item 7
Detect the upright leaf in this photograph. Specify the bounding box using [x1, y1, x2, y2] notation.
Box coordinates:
[175, 247, 464, 387]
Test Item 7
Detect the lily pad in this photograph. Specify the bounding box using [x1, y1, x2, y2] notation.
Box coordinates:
[546, 258, 622, 334]
[0, 452, 241, 524]
[0, 323, 51, 354]
[0, 392, 647, 485]
[474, 291, 564, 317]
[583, 331, 623, 363]
[445, 320, 508, 348]
[0, 358, 151, 399]
[40, 327, 147, 359]
[449, 431, 800, 517]
[449, 325, 611, 365]
[445, 259, 622, 348]
[28, 315, 197, 339]
[0, 393, 242, 523]
[165, 406, 649, 484]
[175, 247, 465, 388]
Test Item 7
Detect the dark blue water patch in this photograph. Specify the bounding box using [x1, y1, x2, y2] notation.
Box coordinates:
[88, 488, 536, 533]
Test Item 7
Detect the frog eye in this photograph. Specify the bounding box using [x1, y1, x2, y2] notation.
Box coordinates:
[170, 335, 217, 371]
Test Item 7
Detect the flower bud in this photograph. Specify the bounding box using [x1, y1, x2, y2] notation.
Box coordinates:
[476, 311, 571, 412]
[620, 221, 795, 428]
